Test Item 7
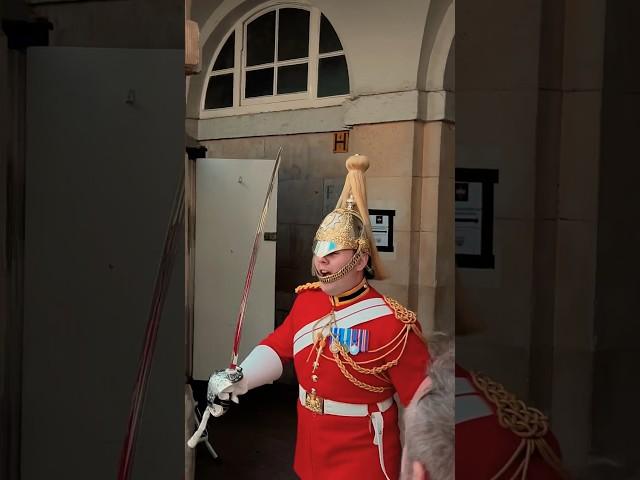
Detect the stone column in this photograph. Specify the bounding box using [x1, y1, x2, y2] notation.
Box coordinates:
[530, 0, 606, 471]
[409, 120, 455, 333]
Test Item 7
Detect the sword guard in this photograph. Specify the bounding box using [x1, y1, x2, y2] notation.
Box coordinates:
[206, 367, 244, 405]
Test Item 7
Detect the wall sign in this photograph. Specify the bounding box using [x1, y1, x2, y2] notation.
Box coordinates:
[368, 209, 395, 252]
[455, 168, 499, 268]
[333, 131, 349, 153]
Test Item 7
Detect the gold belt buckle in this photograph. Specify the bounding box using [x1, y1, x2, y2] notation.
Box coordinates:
[304, 389, 324, 414]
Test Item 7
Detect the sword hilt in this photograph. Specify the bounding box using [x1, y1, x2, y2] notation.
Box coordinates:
[206, 367, 244, 411]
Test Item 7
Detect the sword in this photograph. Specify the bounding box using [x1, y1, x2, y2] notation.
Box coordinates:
[229, 146, 282, 369]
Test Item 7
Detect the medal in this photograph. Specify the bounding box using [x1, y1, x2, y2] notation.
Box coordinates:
[349, 343, 360, 355]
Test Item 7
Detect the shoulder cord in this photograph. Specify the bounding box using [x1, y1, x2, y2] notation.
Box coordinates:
[384, 295, 427, 344]
[310, 296, 421, 393]
[295, 282, 321, 294]
[471, 372, 569, 480]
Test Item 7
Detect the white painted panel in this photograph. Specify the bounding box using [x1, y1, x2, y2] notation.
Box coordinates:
[193, 158, 277, 380]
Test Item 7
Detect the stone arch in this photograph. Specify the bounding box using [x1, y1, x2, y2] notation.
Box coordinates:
[422, 0, 454, 92]
[443, 38, 454, 93]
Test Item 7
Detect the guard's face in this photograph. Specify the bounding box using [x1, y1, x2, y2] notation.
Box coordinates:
[314, 249, 354, 274]
[313, 249, 368, 296]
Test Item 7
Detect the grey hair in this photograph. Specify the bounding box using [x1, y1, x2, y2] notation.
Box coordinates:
[402, 334, 455, 480]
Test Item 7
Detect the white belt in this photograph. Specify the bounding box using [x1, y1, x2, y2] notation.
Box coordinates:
[298, 385, 393, 416]
[298, 386, 393, 480]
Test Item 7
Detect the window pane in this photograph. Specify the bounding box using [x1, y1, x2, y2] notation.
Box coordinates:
[318, 55, 349, 97]
[204, 74, 233, 109]
[278, 8, 310, 61]
[277, 63, 308, 94]
[247, 11, 275, 66]
[245, 68, 274, 98]
[213, 32, 234, 71]
[319, 14, 343, 54]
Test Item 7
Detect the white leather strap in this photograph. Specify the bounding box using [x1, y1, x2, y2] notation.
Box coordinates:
[298, 385, 393, 417]
[455, 377, 477, 395]
[455, 394, 493, 424]
[371, 411, 391, 480]
[292, 298, 392, 355]
[186, 404, 223, 448]
[455, 376, 494, 424]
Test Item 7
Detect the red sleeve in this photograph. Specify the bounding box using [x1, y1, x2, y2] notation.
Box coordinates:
[259, 295, 299, 362]
[388, 325, 430, 406]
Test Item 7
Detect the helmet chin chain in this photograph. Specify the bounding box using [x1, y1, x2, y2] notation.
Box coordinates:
[315, 243, 367, 284]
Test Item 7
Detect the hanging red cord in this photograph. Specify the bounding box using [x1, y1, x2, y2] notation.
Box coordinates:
[117, 174, 184, 480]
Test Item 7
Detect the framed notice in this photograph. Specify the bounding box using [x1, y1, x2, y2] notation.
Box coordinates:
[368, 209, 395, 252]
[455, 168, 499, 268]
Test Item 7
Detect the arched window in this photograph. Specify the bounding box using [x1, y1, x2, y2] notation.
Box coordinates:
[203, 5, 350, 114]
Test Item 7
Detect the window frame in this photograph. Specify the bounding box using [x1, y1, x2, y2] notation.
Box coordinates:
[200, 4, 350, 118]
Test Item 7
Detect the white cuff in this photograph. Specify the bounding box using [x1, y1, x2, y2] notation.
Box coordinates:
[239, 345, 283, 391]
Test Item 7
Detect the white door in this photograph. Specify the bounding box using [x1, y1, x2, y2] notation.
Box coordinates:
[193, 158, 277, 380]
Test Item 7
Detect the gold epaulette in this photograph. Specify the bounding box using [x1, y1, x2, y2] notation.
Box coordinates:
[294, 282, 321, 294]
[383, 296, 427, 344]
[471, 372, 568, 479]
[383, 296, 417, 324]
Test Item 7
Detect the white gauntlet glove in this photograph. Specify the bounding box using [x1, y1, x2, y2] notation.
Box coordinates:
[187, 345, 283, 448]
[208, 368, 248, 405]
[209, 345, 283, 404]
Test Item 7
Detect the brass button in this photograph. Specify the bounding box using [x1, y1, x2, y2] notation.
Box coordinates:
[312, 375, 318, 382]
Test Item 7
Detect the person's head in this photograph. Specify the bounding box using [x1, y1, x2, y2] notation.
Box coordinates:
[311, 154, 387, 290]
[401, 335, 454, 480]
[312, 248, 369, 296]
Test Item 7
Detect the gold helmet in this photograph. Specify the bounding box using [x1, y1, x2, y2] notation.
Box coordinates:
[312, 154, 387, 283]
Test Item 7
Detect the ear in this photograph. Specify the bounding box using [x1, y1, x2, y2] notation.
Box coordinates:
[412, 461, 425, 480]
[355, 252, 369, 272]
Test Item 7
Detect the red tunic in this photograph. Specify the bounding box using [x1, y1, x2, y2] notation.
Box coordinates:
[261, 284, 429, 480]
[455, 365, 565, 479]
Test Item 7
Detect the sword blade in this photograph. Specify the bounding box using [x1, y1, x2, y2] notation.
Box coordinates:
[229, 147, 283, 368]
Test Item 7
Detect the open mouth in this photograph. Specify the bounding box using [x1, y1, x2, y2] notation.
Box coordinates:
[318, 269, 332, 276]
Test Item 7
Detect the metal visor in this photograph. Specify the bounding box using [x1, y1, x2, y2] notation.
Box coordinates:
[312, 239, 340, 258]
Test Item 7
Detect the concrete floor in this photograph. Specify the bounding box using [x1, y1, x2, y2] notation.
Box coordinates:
[192, 381, 299, 479]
